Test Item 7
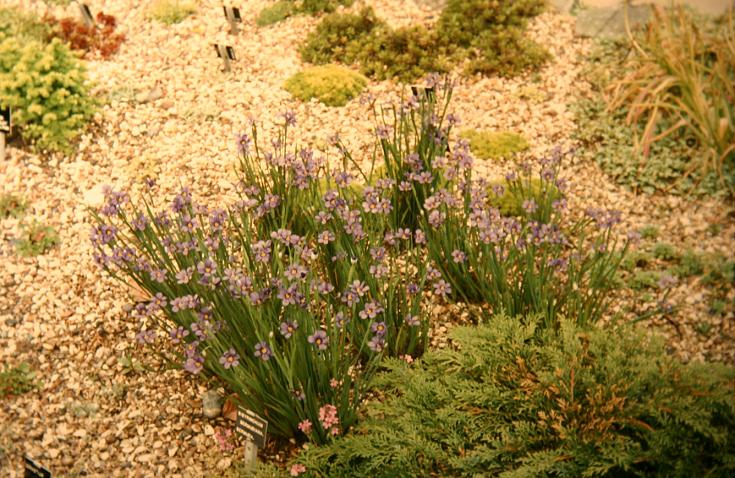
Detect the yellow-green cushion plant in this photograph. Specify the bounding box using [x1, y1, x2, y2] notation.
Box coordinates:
[147, 0, 197, 24]
[460, 129, 529, 160]
[284, 65, 367, 107]
[0, 36, 96, 154]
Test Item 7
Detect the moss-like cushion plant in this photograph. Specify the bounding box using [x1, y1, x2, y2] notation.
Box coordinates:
[461, 129, 529, 160]
[0, 36, 96, 153]
[284, 65, 367, 107]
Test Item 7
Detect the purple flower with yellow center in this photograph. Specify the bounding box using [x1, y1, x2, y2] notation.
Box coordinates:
[149, 292, 167, 310]
[280, 320, 299, 339]
[334, 171, 353, 188]
[176, 267, 194, 284]
[131, 213, 149, 232]
[316, 280, 335, 294]
[93, 224, 117, 245]
[219, 348, 240, 369]
[399, 181, 412, 192]
[376, 125, 390, 140]
[236, 133, 251, 155]
[334, 312, 349, 329]
[349, 280, 369, 297]
[285, 263, 308, 281]
[135, 329, 156, 345]
[451, 250, 466, 263]
[150, 268, 167, 282]
[308, 330, 329, 350]
[522, 199, 538, 214]
[359, 300, 384, 320]
[254, 341, 272, 361]
[184, 355, 204, 374]
[282, 110, 297, 127]
[371, 321, 387, 336]
[169, 326, 189, 344]
[433, 280, 452, 298]
[368, 335, 385, 352]
[278, 284, 300, 306]
[318, 231, 335, 244]
[414, 229, 426, 245]
[251, 240, 272, 263]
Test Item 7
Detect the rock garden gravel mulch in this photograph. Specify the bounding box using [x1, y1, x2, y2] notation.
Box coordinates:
[1, 0, 733, 476]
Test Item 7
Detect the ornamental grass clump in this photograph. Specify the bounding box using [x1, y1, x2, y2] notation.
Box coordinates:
[607, 6, 735, 191]
[421, 146, 628, 327]
[90, 113, 431, 444]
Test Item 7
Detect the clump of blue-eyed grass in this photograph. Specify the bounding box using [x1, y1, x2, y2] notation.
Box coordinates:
[0, 193, 27, 219]
[284, 65, 367, 107]
[90, 113, 431, 444]
[459, 129, 529, 160]
[15, 221, 59, 257]
[421, 146, 629, 328]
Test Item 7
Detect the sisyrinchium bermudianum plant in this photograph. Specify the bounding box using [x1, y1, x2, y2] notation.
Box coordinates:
[421, 146, 629, 328]
[90, 113, 430, 444]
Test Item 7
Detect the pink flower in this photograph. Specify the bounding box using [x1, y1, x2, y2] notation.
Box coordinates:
[401, 354, 414, 364]
[330, 426, 340, 436]
[318, 404, 339, 430]
[298, 419, 312, 434]
[290, 463, 306, 476]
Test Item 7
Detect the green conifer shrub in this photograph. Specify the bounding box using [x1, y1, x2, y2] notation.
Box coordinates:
[0, 36, 96, 153]
[293, 315, 735, 477]
[300, 8, 383, 65]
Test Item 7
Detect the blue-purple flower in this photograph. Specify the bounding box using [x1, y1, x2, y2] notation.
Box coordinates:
[368, 335, 385, 352]
[433, 280, 452, 298]
[308, 330, 329, 350]
[169, 326, 189, 344]
[280, 320, 299, 339]
[371, 321, 387, 336]
[219, 348, 240, 369]
[254, 341, 272, 361]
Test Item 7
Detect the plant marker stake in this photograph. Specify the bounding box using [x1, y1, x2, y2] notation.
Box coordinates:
[223, 6, 242, 34]
[77, 2, 95, 27]
[214, 44, 236, 72]
[235, 406, 268, 470]
[0, 106, 10, 163]
[24, 454, 52, 478]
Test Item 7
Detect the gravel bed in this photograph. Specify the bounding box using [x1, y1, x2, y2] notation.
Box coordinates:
[1, 0, 732, 475]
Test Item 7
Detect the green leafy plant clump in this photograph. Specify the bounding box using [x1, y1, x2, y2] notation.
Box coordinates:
[257, 0, 354, 27]
[257, 1, 296, 27]
[284, 65, 367, 107]
[300, 7, 384, 65]
[460, 129, 529, 160]
[0, 36, 96, 153]
[293, 315, 735, 477]
[15, 222, 60, 257]
[0, 6, 52, 43]
[0, 193, 28, 219]
[147, 0, 198, 25]
[301, 0, 548, 82]
[0, 363, 39, 398]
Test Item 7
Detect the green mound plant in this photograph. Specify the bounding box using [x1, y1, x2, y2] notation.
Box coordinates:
[256, 1, 295, 27]
[15, 221, 59, 257]
[0, 363, 38, 398]
[0, 6, 51, 42]
[652, 242, 678, 261]
[300, 0, 548, 82]
[257, 0, 354, 27]
[284, 65, 367, 107]
[0, 194, 28, 219]
[147, 0, 197, 24]
[300, 7, 383, 65]
[349, 25, 451, 82]
[0, 36, 96, 153]
[293, 315, 735, 477]
[460, 129, 529, 160]
[628, 269, 661, 290]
